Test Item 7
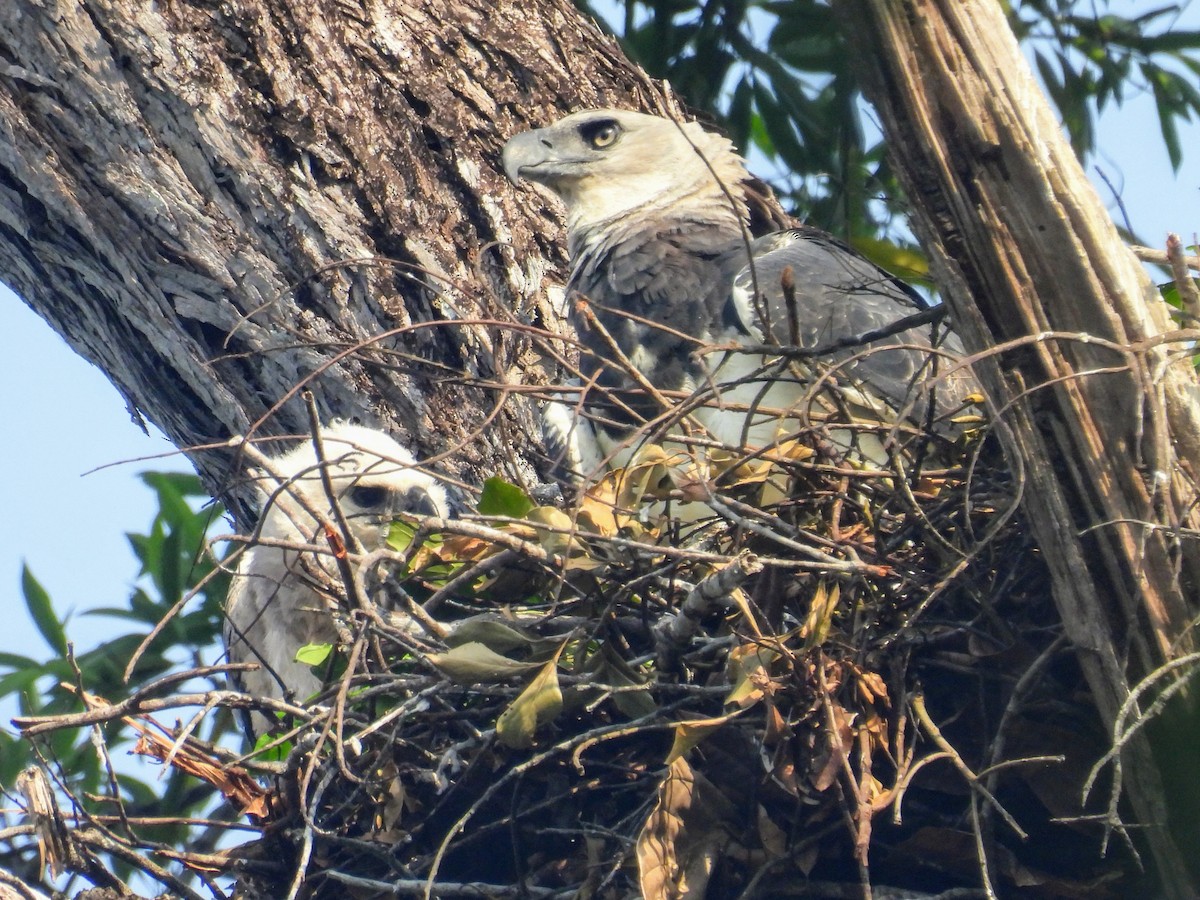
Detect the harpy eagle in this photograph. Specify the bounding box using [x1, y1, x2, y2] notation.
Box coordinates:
[223, 422, 447, 737]
[501, 109, 977, 495]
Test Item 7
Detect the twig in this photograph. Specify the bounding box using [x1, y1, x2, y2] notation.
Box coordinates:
[14, 686, 302, 737]
[0, 867, 52, 900]
[1166, 233, 1200, 323]
[910, 693, 1027, 840]
[73, 827, 214, 900]
[654, 552, 763, 668]
[324, 870, 571, 897]
[1131, 242, 1200, 271]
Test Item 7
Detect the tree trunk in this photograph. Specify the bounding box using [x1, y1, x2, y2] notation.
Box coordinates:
[0, 0, 683, 520]
[835, 0, 1200, 893]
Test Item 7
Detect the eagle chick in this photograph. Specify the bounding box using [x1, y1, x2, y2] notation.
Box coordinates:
[223, 423, 446, 738]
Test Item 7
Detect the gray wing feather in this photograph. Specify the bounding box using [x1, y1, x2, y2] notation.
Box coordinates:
[733, 231, 976, 424]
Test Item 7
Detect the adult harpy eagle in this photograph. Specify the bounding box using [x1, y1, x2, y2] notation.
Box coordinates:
[501, 109, 977, 487]
[223, 423, 447, 738]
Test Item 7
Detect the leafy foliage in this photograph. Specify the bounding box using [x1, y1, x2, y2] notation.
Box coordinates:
[579, 0, 1200, 245]
[0, 473, 231, 876]
[1013, 1, 1200, 168]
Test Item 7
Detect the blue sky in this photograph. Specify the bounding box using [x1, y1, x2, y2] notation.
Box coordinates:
[3, 12, 1200, 689]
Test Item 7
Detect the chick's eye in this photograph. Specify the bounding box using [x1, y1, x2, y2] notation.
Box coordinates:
[584, 121, 621, 149]
[347, 485, 389, 510]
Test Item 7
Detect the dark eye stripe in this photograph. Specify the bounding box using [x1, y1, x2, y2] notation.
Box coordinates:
[579, 119, 621, 149]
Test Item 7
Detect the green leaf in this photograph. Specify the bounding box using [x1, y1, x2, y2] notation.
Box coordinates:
[477, 477, 535, 518]
[141, 471, 197, 529]
[295, 643, 334, 667]
[1150, 70, 1184, 170]
[387, 518, 444, 553]
[581, 643, 656, 719]
[388, 519, 418, 551]
[427, 642, 542, 684]
[252, 730, 292, 763]
[159, 521, 184, 605]
[447, 617, 561, 656]
[850, 235, 931, 287]
[0, 651, 41, 671]
[21, 564, 68, 657]
[0, 667, 46, 701]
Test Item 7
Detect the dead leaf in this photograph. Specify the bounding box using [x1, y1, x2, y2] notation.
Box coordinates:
[801, 581, 840, 649]
[581, 643, 657, 719]
[665, 713, 739, 764]
[636, 757, 733, 900]
[854, 668, 890, 706]
[725, 642, 780, 709]
[16, 767, 69, 880]
[131, 730, 271, 819]
[496, 646, 566, 748]
[757, 804, 787, 858]
[524, 506, 579, 556]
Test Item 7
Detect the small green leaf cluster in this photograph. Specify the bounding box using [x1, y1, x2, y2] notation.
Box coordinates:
[1016, 1, 1200, 169]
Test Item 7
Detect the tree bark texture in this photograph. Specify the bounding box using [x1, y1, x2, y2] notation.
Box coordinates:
[835, 0, 1200, 892]
[0, 0, 684, 519]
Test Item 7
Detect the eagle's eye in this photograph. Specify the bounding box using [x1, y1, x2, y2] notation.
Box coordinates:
[346, 484, 389, 510]
[581, 120, 621, 150]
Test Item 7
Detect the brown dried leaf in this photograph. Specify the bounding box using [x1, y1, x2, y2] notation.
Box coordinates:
[763, 700, 792, 745]
[665, 713, 739, 764]
[725, 642, 780, 709]
[524, 506, 579, 556]
[15, 766, 69, 880]
[620, 445, 693, 506]
[757, 804, 788, 858]
[809, 701, 855, 794]
[371, 762, 409, 844]
[131, 729, 271, 818]
[636, 756, 730, 900]
[801, 581, 840, 649]
[855, 668, 890, 706]
[436, 533, 494, 562]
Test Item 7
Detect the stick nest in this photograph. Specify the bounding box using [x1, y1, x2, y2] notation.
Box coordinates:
[11, 409, 1148, 900]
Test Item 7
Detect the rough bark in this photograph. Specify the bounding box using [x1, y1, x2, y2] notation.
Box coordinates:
[835, 0, 1200, 893]
[0, 0, 685, 520]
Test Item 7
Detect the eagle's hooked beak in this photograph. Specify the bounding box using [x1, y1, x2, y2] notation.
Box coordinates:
[501, 129, 553, 184]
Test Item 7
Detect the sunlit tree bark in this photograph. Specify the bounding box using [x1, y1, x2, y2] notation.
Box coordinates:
[0, 0, 685, 519]
[836, 0, 1200, 893]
